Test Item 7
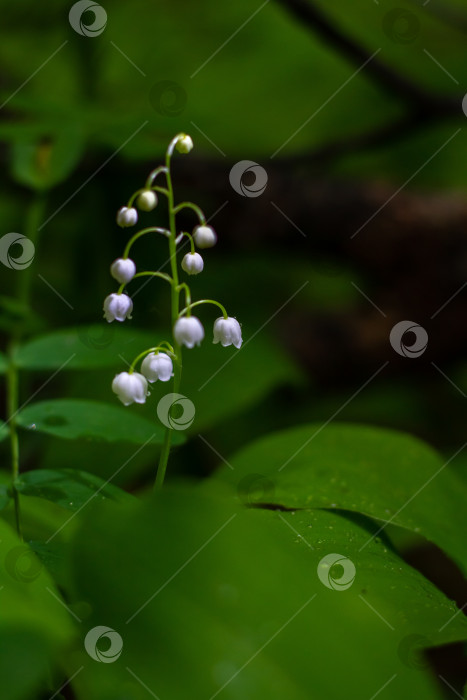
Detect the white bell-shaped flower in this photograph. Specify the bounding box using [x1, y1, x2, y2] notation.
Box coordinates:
[193, 225, 217, 249]
[110, 258, 136, 284]
[213, 317, 242, 349]
[103, 293, 133, 323]
[116, 206, 138, 227]
[137, 190, 158, 211]
[112, 371, 148, 406]
[174, 316, 204, 348]
[141, 352, 173, 383]
[181, 252, 204, 275]
[176, 134, 193, 154]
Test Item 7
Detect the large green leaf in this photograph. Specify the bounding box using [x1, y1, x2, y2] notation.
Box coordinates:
[16, 399, 182, 445]
[66, 484, 465, 700]
[13, 325, 162, 371]
[15, 469, 134, 511]
[0, 518, 74, 700]
[216, 424, 467, 574]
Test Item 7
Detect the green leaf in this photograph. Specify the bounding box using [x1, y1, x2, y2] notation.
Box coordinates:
[0, 518, 74, 700]
[0, 485, 11, 511]
[0, 351, 7, 373]
[15, 469, 135, 511]
[66, 484, 465, 700]
[14, 325, 161, 370]
[0, 420, 9, 443]
[0, 296, 45, 336]
[16, 399, 182, 445]
[216, 424, 467, 574]
[10, 125, 85, 191]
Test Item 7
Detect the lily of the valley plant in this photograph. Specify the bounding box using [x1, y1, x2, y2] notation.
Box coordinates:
[103, 133, 242, 488]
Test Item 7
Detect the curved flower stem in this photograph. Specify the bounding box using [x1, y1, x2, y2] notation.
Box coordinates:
[133, 271, 173, 285]
[172, 201, 206, 224]
[156, 340, 175, 353]
[117, 272, 173, 295]
[154, 137, 183, 491]
[123, 227, 170, 259]
[176, 283, 192, 311]
[128, 186, 169, 207]
[177, 231, 195, 254]
[145, 165, 168, 190]
[179, 299, 228, 319]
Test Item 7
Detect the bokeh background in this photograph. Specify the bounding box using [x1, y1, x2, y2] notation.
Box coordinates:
[1, 0, 467, 697]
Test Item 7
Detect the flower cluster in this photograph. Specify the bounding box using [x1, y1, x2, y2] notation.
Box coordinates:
[103, 133, 242, 409]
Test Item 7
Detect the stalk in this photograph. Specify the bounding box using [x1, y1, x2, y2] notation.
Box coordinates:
[6, 192, 46, 535]
[154, 142, 182, 490]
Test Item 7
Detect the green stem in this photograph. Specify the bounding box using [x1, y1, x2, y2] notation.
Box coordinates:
[123, 227, 170, 258]
[5, 192, 46, 536]
[179, 299, 228, 319]
[155, 143, 182, 491]
[176, 283, 191, 310]
[6, 345, 21, 539]
[117, 271, 173, 294]
[145, 165, 168, 190]
[178, 232, 195, 254]
[172, 201, 206, 223]
[18, 194, 46, 305]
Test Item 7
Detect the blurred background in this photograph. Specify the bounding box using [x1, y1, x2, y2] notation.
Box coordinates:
[0, 1, 467, 694]
[0, 0, 466, 486]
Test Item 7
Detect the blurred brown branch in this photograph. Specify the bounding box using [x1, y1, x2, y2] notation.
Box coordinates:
[273, 0, 462, 162]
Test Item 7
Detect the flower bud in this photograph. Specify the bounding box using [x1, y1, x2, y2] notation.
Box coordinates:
[112, 371, 148, 406]
[213, 316, 242, 349]
[141, 352, 173, 383]
[181, 252, 204, 275]
[176, 134, 193, 154]
[193, 225, 217, 249]
[137, 190, 158, 212]
[110, 258, 136, 284]
[174, 316, 204, 348]
[116, 206, 138, 227]
[103, 293, 133, 323]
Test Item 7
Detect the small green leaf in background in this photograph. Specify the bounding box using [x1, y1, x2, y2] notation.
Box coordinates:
[0, 296, 45, 336]
[0, 472, 12, 512]
[0, 518, 74, 700]
[216, 423, 467, 575]
[15, 469, 135, 511]
[0, 486, 11, 511]
[65, 484, 466, 700]
[16, 399, 182, 445]
[10, 125, 85, 191]
[0, 419, 9, 443]
[14, 325, 162, 370]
